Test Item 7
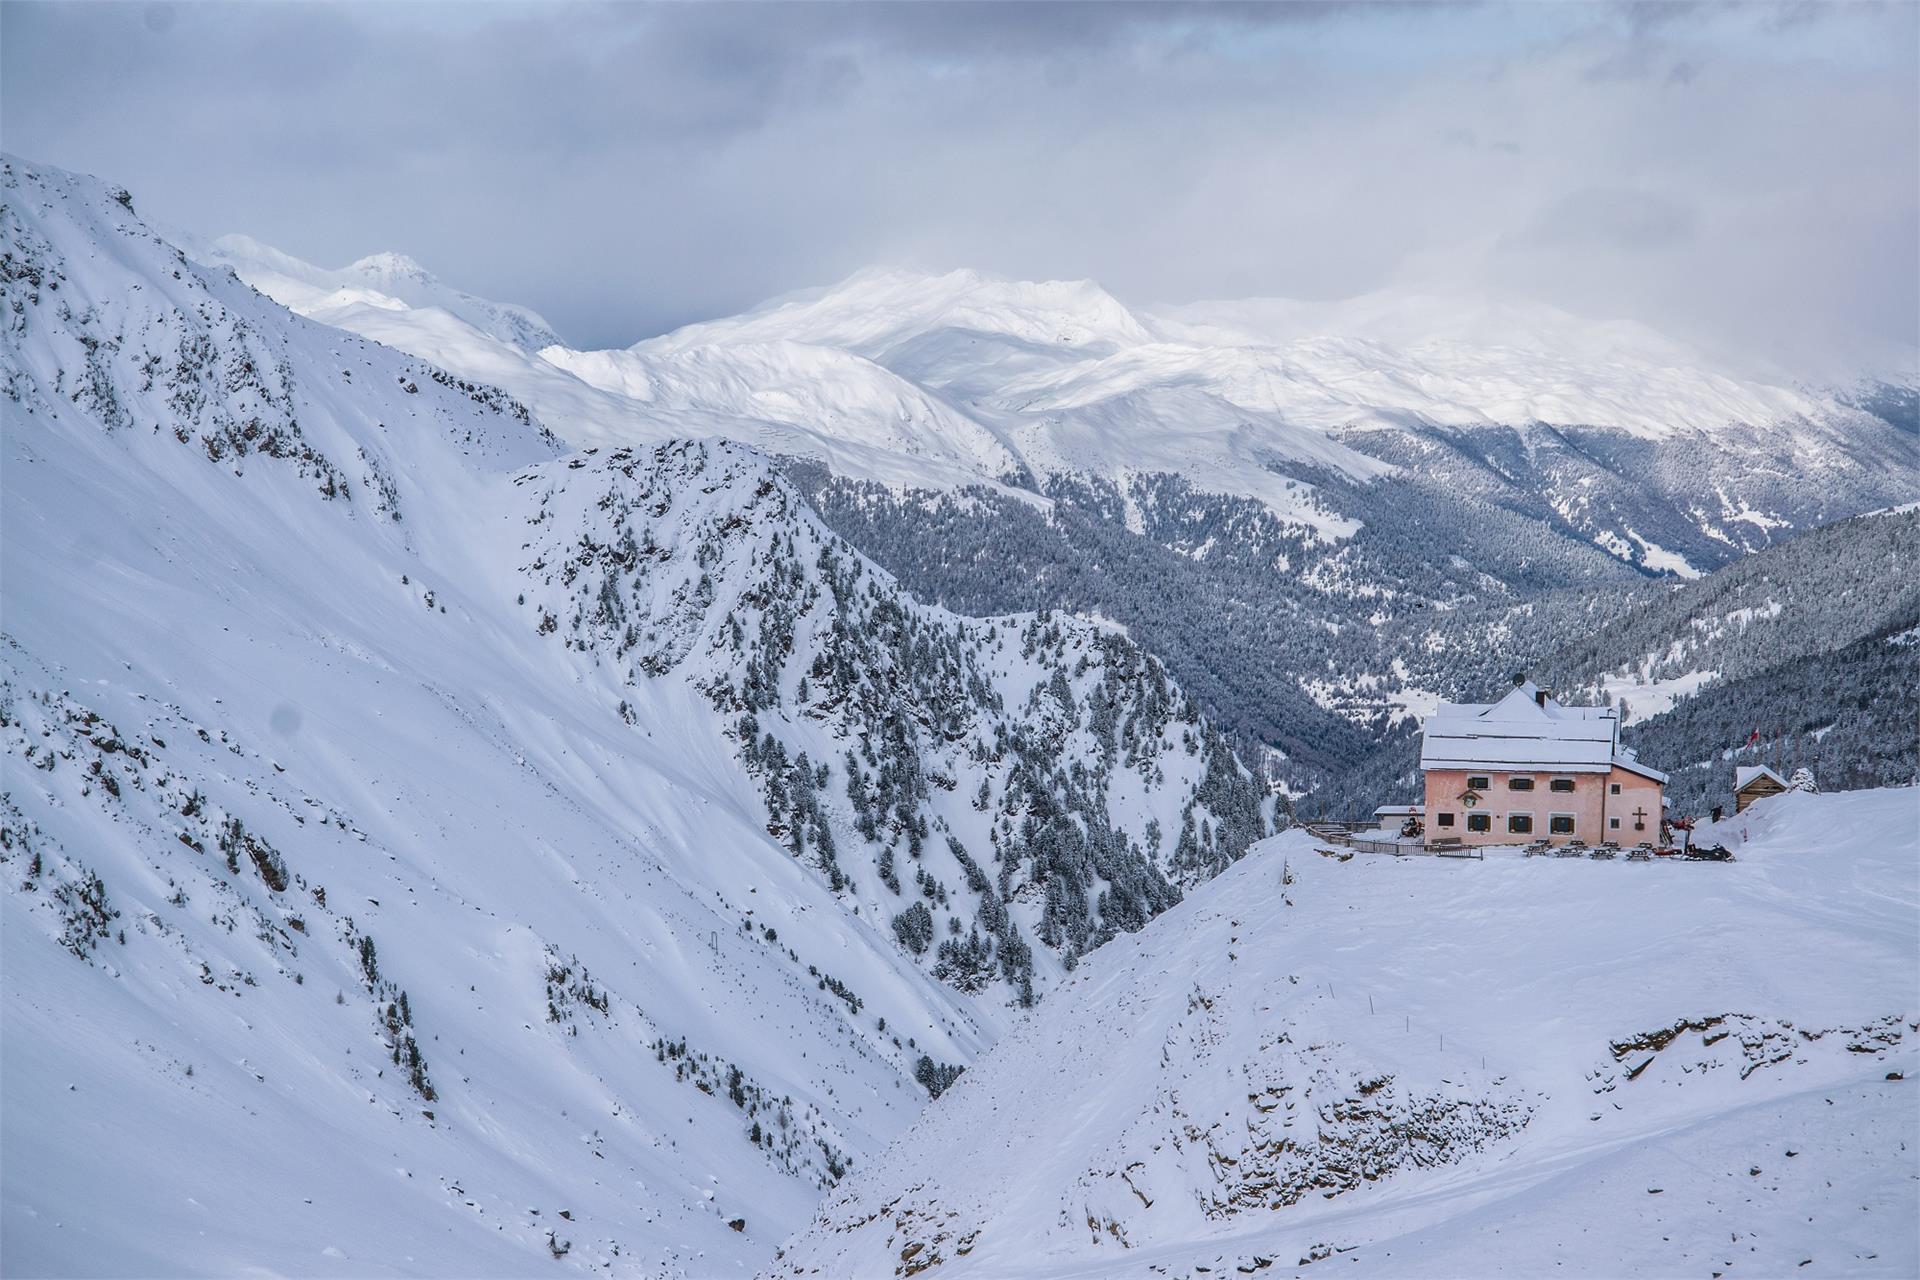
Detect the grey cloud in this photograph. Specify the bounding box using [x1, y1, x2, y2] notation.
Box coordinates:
[2, 0, 1912, 375]
[1511, 188, 1698, 253]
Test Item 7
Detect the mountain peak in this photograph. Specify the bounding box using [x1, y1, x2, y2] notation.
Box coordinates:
[640, 264, 1155, 361]
[348, 250, 433, 283]
[199, 235, 564, 352]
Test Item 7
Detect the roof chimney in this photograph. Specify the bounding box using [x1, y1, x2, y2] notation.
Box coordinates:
[1536, 687, 1551, 708]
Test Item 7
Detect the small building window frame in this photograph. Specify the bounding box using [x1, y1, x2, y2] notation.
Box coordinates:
[1609, 816, 1621, 829]
[1610, 783, 1622, 795]
[1508, 812, 1533, 834]
[1549, 777, 1576, 793]
[1466, 812, 1491, 833]
[1467, 775, 1490, 790]
[1437, 812, 1455, 827]
[1508, 777, 1536, 792]
[1549, 813, 1576, 835]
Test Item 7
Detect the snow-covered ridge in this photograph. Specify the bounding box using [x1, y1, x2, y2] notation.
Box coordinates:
[997, 330, 1823, 439]
[638, 266, 1157, 362]
[1149, 289, 1846, 436]
[201, 231, 565, 352]
[775, 786, 1920, 1278]
[540, 339, 1032, 487]
[647, 266, 1865, 441]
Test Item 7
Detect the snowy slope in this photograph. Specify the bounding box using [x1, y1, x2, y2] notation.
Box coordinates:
[540, 340, 1033, 489]
[201, 233, 565, 352]
[774, 786, 1920, 1279]
[0, 156, 1263, 1276]
[1149, 291, 1831, 438]
[641, 267, 1156, 363]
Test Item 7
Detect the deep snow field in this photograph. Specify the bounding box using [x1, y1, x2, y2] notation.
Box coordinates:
[774, 787, 1920, 1279]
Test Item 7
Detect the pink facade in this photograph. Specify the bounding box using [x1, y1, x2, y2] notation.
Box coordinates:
[1423, 764, 1664, 847]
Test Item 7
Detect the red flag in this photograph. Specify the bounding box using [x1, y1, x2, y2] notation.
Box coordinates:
[1747, 728, 1760, 747]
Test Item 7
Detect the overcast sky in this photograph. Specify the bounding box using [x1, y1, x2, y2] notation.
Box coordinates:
[5, 1, 1915, 373]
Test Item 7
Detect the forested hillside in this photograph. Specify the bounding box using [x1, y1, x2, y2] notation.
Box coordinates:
[795, 461, 1918, 815]
[788, 465, 1646, 791]
[1389, 504, 1920, 704]
[1305, 506, 1920, 817]
[1622, 629, 1919, 814]
[516, 441, 1269, 1002]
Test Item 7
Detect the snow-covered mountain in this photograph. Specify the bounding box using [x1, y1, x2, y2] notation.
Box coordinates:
[200, 233, 566, 352]
[640, 267, 1156, 363]
[775, 786, 1920, 1278]
[1151, 290, 1824, 436]
[542, 338, 1037, 495]
[196, 242, 1918, 580]
[622, 269, 1915, 567]
[1, 155, 1266, 1276]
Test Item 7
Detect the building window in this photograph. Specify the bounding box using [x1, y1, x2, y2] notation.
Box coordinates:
[1610, 783, 1621, 795]
[1550, 814, 1576, 835]
[1437, 812, 1455, 827]
[1550, 778, 1576, 793]
[1467, 776, 1489, 790]
[1508, 813, 1533, 834]
[1508, 777, 1535, 791]
[1610, 817, 1620, 829]
[1467, 813, 1491, 833]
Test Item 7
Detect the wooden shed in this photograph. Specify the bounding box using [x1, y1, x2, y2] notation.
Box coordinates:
[1733, 765, 1787, 813]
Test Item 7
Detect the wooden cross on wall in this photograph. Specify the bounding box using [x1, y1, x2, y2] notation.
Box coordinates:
[1632, 806, 1648, 830]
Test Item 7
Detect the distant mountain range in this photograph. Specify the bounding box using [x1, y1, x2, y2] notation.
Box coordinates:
[201, 239, 1917, 580]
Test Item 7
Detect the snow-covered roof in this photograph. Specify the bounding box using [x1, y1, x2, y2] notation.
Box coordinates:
[1735, 764, 1787, 791]
[1420, 680, 1667, 783]
[1613, 749, 1670, 786]
[1421, 681, 1616, 770]
[1373, 805, 1424, 816]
